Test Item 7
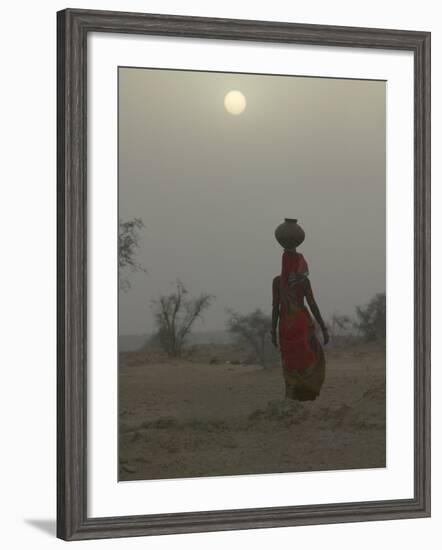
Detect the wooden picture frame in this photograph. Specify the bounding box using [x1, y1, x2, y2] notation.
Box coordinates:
[57, 8, 431, 541]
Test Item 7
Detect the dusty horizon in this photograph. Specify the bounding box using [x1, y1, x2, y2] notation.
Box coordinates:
[118, 67, 386, 336]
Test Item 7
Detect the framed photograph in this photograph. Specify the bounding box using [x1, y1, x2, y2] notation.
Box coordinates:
[57, 8, 431, 541]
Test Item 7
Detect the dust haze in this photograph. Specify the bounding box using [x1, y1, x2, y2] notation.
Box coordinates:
[118, 67, 385, 337]
[118, 67, 386, 481]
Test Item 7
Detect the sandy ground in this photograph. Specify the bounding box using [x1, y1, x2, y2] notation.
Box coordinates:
[118, 343, 385, 481]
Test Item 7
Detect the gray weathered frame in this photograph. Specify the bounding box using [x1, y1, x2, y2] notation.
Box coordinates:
[57, 8, 431, 541]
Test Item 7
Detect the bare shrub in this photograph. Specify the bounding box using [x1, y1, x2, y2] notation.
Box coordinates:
[152, 280, 214, 357]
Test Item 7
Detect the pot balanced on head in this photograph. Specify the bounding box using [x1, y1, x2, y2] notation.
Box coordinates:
[274, 218, 305, 250]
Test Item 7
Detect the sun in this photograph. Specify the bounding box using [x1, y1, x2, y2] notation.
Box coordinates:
[224, 90, 247, 115]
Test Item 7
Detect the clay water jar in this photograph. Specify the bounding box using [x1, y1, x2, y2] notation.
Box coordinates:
[274, 218, 305, 249]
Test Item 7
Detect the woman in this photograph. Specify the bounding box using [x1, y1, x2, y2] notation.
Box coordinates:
[271, 248, 329, 401]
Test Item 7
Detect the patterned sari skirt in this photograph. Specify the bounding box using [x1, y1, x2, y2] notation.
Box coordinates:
[279, 307, 326, 401]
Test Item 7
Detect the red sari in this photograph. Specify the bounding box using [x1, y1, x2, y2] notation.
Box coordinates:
[273, 250, 325, 400]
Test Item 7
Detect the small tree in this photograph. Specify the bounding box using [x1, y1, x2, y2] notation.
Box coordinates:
[152, 280, 214, 357]
[329, 313, 352, 338]
[118, 217, 146, 291]
[332, 314, 351, 331]
[227, 309, 276, 368]
[354, 292, 386, 341]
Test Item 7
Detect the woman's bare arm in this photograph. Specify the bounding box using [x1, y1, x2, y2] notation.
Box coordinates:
[271, 276, 280, 347]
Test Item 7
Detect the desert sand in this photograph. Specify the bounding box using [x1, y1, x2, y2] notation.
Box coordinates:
[118, 343, 385, 481]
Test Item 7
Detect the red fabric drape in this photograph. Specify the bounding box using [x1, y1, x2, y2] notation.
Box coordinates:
[278, 250, 315, 371]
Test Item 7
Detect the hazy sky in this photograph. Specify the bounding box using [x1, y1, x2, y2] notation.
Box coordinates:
[119, 67, 385, 336]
